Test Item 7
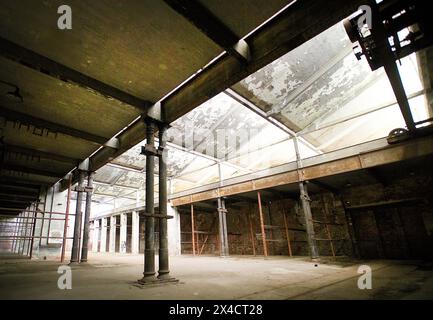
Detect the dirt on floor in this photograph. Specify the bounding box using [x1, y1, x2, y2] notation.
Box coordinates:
[0, 252, 432, 300]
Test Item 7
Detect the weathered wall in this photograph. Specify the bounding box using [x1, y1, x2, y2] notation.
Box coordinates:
[178, 171, 433, 259]
[341, 172, 433, 260]
[179, 197, 351, 257]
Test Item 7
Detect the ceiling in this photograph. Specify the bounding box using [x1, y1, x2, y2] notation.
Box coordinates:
[4, 0, 423, 217]
[0, 0, 300, 215]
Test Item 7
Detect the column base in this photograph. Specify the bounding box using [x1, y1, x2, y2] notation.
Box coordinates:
[157, 270, 171, 280]
[138, 272, 156, 284]
[136, 276, 178, 286]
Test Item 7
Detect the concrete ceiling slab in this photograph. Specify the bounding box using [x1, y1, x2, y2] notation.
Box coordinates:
[0, 121, 99, 160]
[0, 0, 223, 102]
[197, 0, 291, 39]
[0, 57, 138, 139]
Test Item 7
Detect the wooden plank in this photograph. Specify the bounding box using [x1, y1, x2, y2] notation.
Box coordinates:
[280, 202, 292, 257]
[247, 206, 256, 256]
[257, 191, 268, 257]
[322, 196, 336, 258]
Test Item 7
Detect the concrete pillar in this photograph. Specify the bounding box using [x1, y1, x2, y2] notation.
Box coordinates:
[119, 213, 127, 254]
[167, 204, 181, 256]
[81, 172, 94, 262]
[92, 220, 99, 253]
[131, 211, 140, 254]
[70, 170, 85, 264]
[109, 216, 116, 253]
[100, 218, 107, 253]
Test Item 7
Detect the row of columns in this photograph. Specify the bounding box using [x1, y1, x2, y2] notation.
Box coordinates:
[79, 118, 174, 281]
[92, 211, 136, 254]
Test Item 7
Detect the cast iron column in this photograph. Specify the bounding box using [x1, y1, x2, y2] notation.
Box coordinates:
[141, 119, 156, 282]
[299, 182, 319, 259]
[293, 137, 319, 260]
[158, 124, 170, 279]
[80, 171, 94, 263]
[217, 197, 229, 257]
[70, 170, 85, 264]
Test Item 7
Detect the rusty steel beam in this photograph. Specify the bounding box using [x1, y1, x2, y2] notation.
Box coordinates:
[171, 136, 433, 206]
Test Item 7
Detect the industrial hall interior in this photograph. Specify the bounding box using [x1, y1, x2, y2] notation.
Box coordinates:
[1, 0, 433, 300]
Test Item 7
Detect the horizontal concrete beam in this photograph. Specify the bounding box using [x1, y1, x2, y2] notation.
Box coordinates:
[171, 135, 433, 206]
[1, 164, 64, 179]
[0, 36, 151, 112]
[0, 105, 111, 146]
[4, 144, 78, 164]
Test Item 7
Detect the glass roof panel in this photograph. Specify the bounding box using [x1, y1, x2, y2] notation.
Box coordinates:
[302, 104, 407, 153]
[91, 18, 429, 206]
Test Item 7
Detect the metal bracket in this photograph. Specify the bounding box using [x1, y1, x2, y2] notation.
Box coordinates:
[74, 186, 86, 192]
[140, 144, 162, 157]
[139, 212, 173, 219]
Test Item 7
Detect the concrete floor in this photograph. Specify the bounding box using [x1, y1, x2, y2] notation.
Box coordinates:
[0, 252, 432, 300]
